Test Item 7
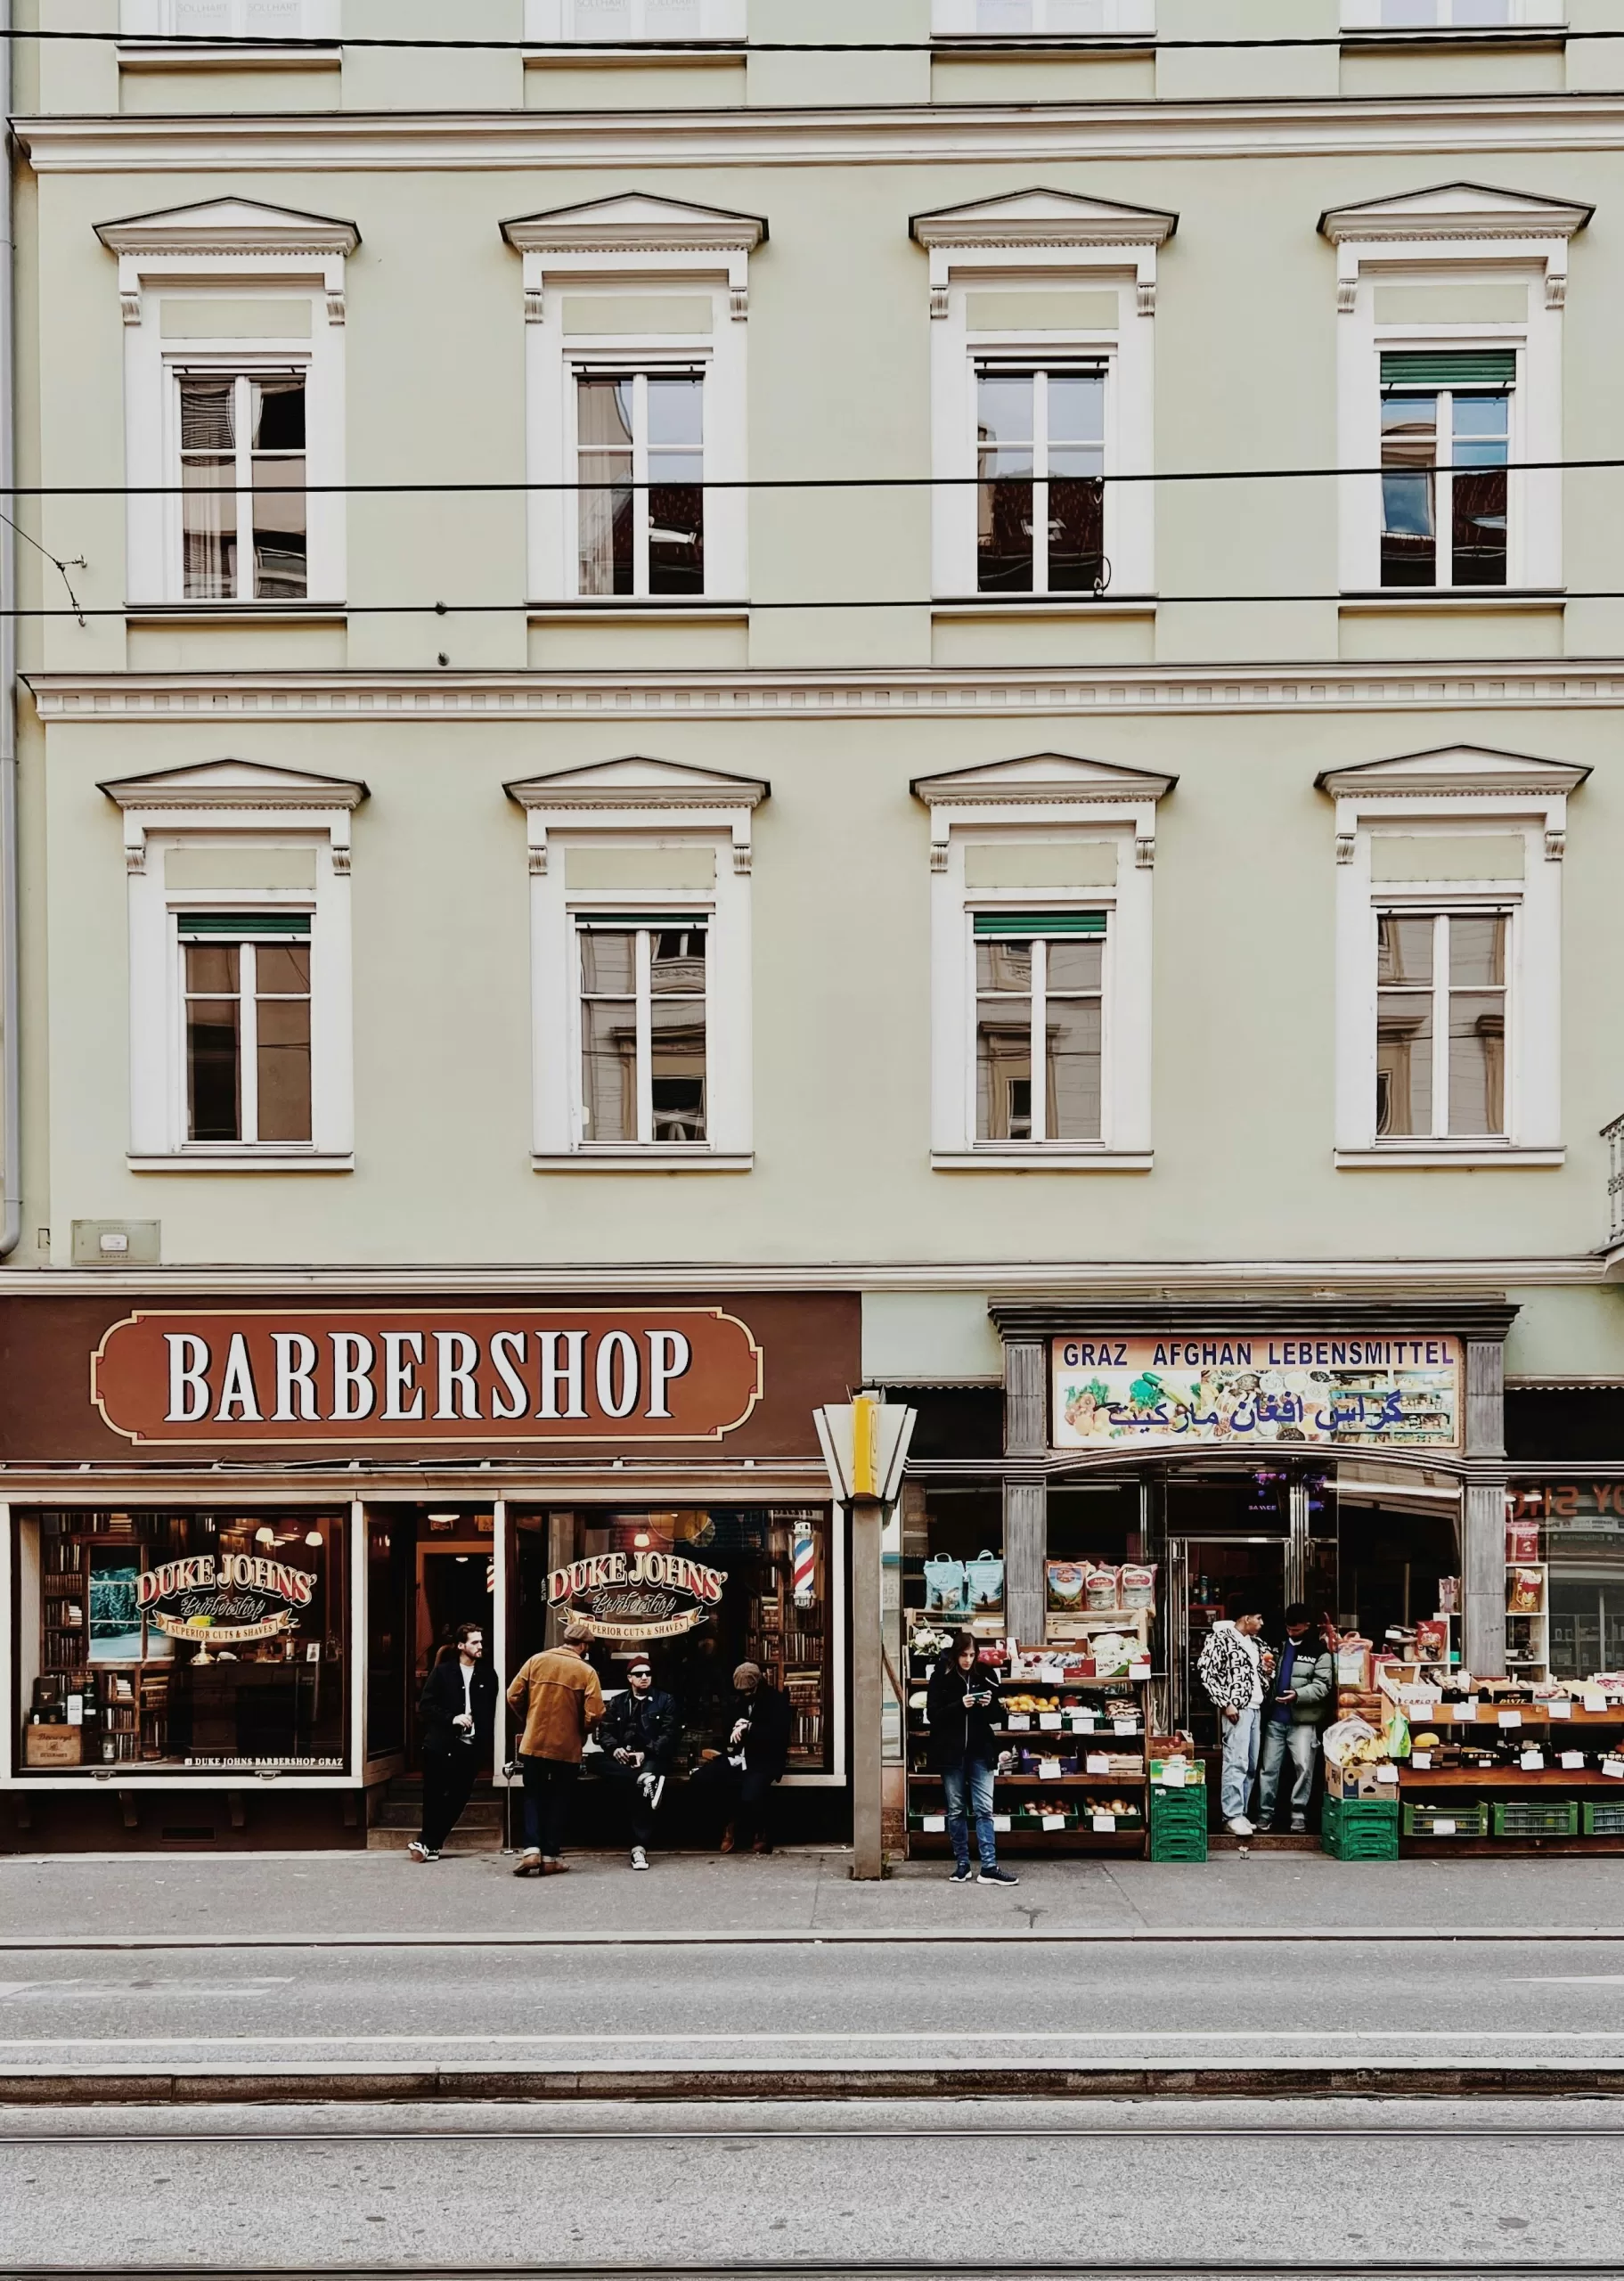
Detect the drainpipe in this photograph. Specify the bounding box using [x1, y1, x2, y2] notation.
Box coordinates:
[0, 0, 19, 1259]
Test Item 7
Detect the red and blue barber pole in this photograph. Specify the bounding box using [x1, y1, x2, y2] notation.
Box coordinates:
[793, 1525, 816, 1607]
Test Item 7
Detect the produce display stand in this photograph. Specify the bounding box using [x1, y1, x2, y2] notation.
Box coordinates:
[904, 1615, 1151, 1860]
[1395, 1699, 1624, 1856]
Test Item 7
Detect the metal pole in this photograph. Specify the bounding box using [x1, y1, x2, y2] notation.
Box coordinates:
[0, 0, 18, 1261]
[849, 1494, 884, 1880]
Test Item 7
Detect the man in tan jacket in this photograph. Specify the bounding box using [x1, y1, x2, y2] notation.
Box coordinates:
[507, 1616, 606, 1876]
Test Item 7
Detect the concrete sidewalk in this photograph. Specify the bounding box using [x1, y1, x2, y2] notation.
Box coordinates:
[2, 1843, 1621, 1940]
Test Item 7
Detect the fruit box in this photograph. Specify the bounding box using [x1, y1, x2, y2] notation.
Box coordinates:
[1325, 1758, 1399, 1801]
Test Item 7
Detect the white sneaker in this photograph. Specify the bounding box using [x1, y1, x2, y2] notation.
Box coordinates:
[406, 1839, 439, 1863]
[630, 1846, 649, 1871]
[1290, 1815, 1307, 1835]
[1226, 1816, 1254, 1838]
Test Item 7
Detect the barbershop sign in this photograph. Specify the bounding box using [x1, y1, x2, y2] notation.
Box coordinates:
[1052, 1334, 1461, 1452]
[550, 1549, 730, 1643]
[92, 1308, 763, 1447]
[138, 1552, 316, 1646]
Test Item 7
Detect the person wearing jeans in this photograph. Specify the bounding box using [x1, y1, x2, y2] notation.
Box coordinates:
[1197, 1601, 1266, 1838]
[506, 1616, 605, 1876]
[926, 1631, 1017, 1887]
[1257, 1601, 1334, 1834]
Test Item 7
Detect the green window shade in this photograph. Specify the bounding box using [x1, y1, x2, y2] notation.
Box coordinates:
[1381, 351, 1515, 391]
[177, 912, 311, 940]
[973, 911, 1107, 940]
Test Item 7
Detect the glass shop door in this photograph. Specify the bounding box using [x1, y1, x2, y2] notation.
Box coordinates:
[1167, 1536, 1290, 1753]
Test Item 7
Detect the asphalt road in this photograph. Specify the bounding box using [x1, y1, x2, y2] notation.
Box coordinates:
[0, 2095, 1618, 2270]
[0, 1935, 1620, 2076]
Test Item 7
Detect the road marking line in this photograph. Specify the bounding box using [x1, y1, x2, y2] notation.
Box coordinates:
[0, 2028, 1621, 2050]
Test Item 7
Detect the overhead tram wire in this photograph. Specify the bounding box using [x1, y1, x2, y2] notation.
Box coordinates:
[3, 20, 1624, 46]
[18, 591, 1624, 617]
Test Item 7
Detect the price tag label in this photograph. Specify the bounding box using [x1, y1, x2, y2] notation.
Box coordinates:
[1085, 1753, 1111, 1775]
[1520, 1750, 1546, 1771]
[1041, 1813, 1067, 1832]
[1007, 1713, 1031, 1731]
[1561, 1751, 1587, 1770]
[1039, 1758, 1064, 1779]
[1410, 1752, 1432, 1770]
[1375, 1763, 1399, 1785]
[1130, 1660, 1153, 1680]
[1432, 1818, 1457, 1835]
[1091, 1813, 1116, 1833]
[1069, 1711, 1097, 1730]
[1159, 1764, 1187, 1789]
[992, 1814, 1012, 1833]
[1548, 1700, 1574, 1719]
[1113, 1717, 1138, 1736]
[1039, 1712, 1063, 1731]
[1604, 1757, 1624, 1781]
[1498, 1710, 1523, 1729]
[1583, 1688, 1608, 1714]
[922, 1814, 946, 1834]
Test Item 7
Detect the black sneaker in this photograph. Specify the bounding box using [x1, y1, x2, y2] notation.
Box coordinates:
[977, 1864, 1019, 1886]
[948, 1863, 975, 1884]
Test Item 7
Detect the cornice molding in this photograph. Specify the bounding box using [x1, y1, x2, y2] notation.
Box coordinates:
[18, 96, 1624, 174]
[1318, 180, 1594, 246]
[505, 756, 770, 812]
[1316, 743, 1591, 800]
[26, 662, 1624, 724]
[501, 192, 766, 258]
[94, 195, 361, 258]
[97, 757, 369, 811]
[910, 187, 1178, 251]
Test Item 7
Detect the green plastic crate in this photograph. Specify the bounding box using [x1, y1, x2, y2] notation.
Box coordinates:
[1403, 1800, 1489, 1838]
[1149, 1786, 1206, 1823]
[1322, 1794, 1400, 1860]
[1582, 1799, 1624, 1836]
[1492, 1798, 1579, 1838]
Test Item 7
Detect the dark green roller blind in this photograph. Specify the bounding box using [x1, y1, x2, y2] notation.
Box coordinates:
[973, 911, 1107, 940]
[177, 912, 311, 939]
[1381, 350, 1515, 391]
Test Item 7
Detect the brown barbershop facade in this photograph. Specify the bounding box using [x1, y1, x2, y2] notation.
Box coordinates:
[0, 1290, 861, 1852]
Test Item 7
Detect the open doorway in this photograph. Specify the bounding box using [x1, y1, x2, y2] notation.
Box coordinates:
[411, 1511, 494, 1770]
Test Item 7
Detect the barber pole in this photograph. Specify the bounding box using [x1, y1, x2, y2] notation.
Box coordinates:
[793, 1526, 816, 1608]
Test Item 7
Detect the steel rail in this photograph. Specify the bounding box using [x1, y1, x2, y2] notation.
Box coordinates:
[0, 2263, 1614, 2279]
[0, 1927, 1621, 1950]
[4, 2122, 1624, 2147]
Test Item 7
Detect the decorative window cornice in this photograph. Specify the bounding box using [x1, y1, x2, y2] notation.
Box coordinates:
[95, 197, 360, 323]
[100, 757, 367, 875]
[502, 193, 766, 321]
[1315, 743, 1589, 802]
[1321, 181, 1592, 315]
[506, 756, 768, 875]
[911, 187, 1177, 318]
[913, 751, 1175, 870]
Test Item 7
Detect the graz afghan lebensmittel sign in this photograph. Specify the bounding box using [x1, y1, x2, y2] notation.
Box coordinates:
[1051, 1334, 1462, 1452]
[91, 1309, 763, 1447]
[549, 1549, 730, 1644]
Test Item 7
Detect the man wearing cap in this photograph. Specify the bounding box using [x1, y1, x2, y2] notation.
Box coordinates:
[598, 1652, 680, 1871]
[506, 1617, 606, 1876]
[688, 1661, 793, 1855]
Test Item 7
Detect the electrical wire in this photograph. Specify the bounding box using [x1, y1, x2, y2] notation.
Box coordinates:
[4, 23, 1623, 51]
[4, 590, 1624, 617]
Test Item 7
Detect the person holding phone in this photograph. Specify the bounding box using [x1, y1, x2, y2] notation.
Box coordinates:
[926, 1631, 1017, 1887]
[409, 1623, 497, 1864]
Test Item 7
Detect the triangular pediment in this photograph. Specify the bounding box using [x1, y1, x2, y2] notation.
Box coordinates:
[1317, 745, 1590, 799]
[1320, 182, 1592, 243]
[99, 758, 368, 811]
[912, 753, 1176, 805]
[911, 189, 1178, 250]
[506, 757, 769, 812]
[95, 199, 360, 258]
[502, 194, 767, 255]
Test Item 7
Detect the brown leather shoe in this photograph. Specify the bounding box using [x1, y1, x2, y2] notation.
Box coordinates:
[719, 1826, 737, 1855]
[751, 1835, 772, 1855]
[512, 1853, 543, 1878]
[542, 1857, 570, 1875]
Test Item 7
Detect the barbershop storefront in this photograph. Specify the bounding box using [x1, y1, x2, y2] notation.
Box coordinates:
[0, 1291, 860, 1852]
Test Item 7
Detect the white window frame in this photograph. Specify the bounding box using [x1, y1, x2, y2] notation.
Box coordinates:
[969, 920, 1109, 1147]
[170, 364, 314, 606]
[970, 359, 1111, 601]
[1377, 370, 1516, 593]
[933, 0, 1155, 33]
[568, 361, 711, 603]
[96, 202, 356, 611]
[1372, 905, 1514, 1144]
[100, 760, 363, 1173]
[574, 915, 712, 1149]
[1324, 185, 1590, 600]
[502, 198, 761, 611]
[177, 916, 315, 1147]
[507, 759, 765, 1173]
[1321, 746, 1587, 1170]
[914, 753, 1173, 1172]
[914, 192, 1172, 606]
[527, 0, 747, 40]
[119, 0, 340, 48]
[1342, 0, 1564, 29]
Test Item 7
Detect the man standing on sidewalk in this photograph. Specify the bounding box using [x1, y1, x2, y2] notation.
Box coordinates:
[507, 1616, 606, 1876]
[689, 1661, 792, 1854]
[1197, 1600, 1266, 1839]
[1256, 1602, 1334, 1835]
[409, 1623, 497, 1864]
[600, 1650, 679, 1871]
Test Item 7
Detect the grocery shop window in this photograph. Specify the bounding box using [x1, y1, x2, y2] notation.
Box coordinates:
[1507, 1484, 1624, 1683]
[16, 1508, 350, 1778]
[527, 0, 747, 40]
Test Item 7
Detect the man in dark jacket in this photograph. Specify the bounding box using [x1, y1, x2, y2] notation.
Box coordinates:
[1257, 1601, 1335, 1834]
[688, 1660, 792, 1854]
[599, 1651, 679, 1871]
[926, 1631, 1017, 1887]
[410, 1623, 498, 1863]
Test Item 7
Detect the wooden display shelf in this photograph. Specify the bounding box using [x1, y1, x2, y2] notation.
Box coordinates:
[1401, 1767, 1624, 1790]
[910, 1770, 1147, 1789]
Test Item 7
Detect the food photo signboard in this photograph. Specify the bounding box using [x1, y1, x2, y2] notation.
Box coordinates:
[1051, 1334, 1461, 1452]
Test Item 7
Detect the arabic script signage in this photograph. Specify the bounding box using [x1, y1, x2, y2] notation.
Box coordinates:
[91, 1308, 763, 1447]
[548, 1550, 730, 1643]
[1052, 1335, 1461, 1452]
[137, 1552, 316, 1646]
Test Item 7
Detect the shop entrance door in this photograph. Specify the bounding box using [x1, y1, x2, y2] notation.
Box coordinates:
[1167, 1537, 1289, 1753]
[412, 1544, 493, 1769]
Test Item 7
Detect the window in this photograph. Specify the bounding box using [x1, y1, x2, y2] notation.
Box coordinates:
[977, 367, 1105, 596]
[975, 915, 1104, 1142]
[578, 920, 708, 1147]
[1380, 353, 1511, 591]
[1342, 0, 1564, 25]
[1375, 911, 1507, 1140]
[932, 0, 1155, 30]
[180, 373, 307, 603]
[526, 0, 747, 43]
[120, 0, 342, 42]
[576, 372, 704, 599]
[181, 914, 313, 1145]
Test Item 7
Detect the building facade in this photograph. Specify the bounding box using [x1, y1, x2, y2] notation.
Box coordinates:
[4, 0, 1624, 1848]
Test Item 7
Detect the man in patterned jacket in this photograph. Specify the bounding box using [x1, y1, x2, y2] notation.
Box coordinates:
[1197, 1599, 1267, 1839]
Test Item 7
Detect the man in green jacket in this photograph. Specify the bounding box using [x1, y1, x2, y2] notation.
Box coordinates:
[1257, 1603, 1334, 1834]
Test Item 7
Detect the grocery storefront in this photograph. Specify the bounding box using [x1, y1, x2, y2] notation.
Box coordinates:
[0, 1290, 860, 1851]
[894, 1296, 1624, 1858]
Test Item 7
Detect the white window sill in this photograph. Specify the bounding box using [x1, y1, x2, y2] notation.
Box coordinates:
[126, 603, 347, 625]
[128, 1150, 355, 1174]
[117, 41, 342, 69]
[533, 1149, 754, 1173]
[1334, 1146, 1565, 1171]
[934, 596, 1156, 622]
[930, 34, 1156, 52]
[932, 1149, 1153, 1173]
[528, 602, 747, 624]
[1340, 593, 1565, 614]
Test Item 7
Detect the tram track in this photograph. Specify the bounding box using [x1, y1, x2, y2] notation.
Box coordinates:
[0, 2262, 1617, 2278]
[0, 1926, 1622, 1950]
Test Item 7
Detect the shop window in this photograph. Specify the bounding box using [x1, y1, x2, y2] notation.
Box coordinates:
[512, 1508, 834, 1775]
[17, 1508, 349, 1777]
[905, 1487, 1004, 1623]
[1506, 1484, 1624, 1682]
